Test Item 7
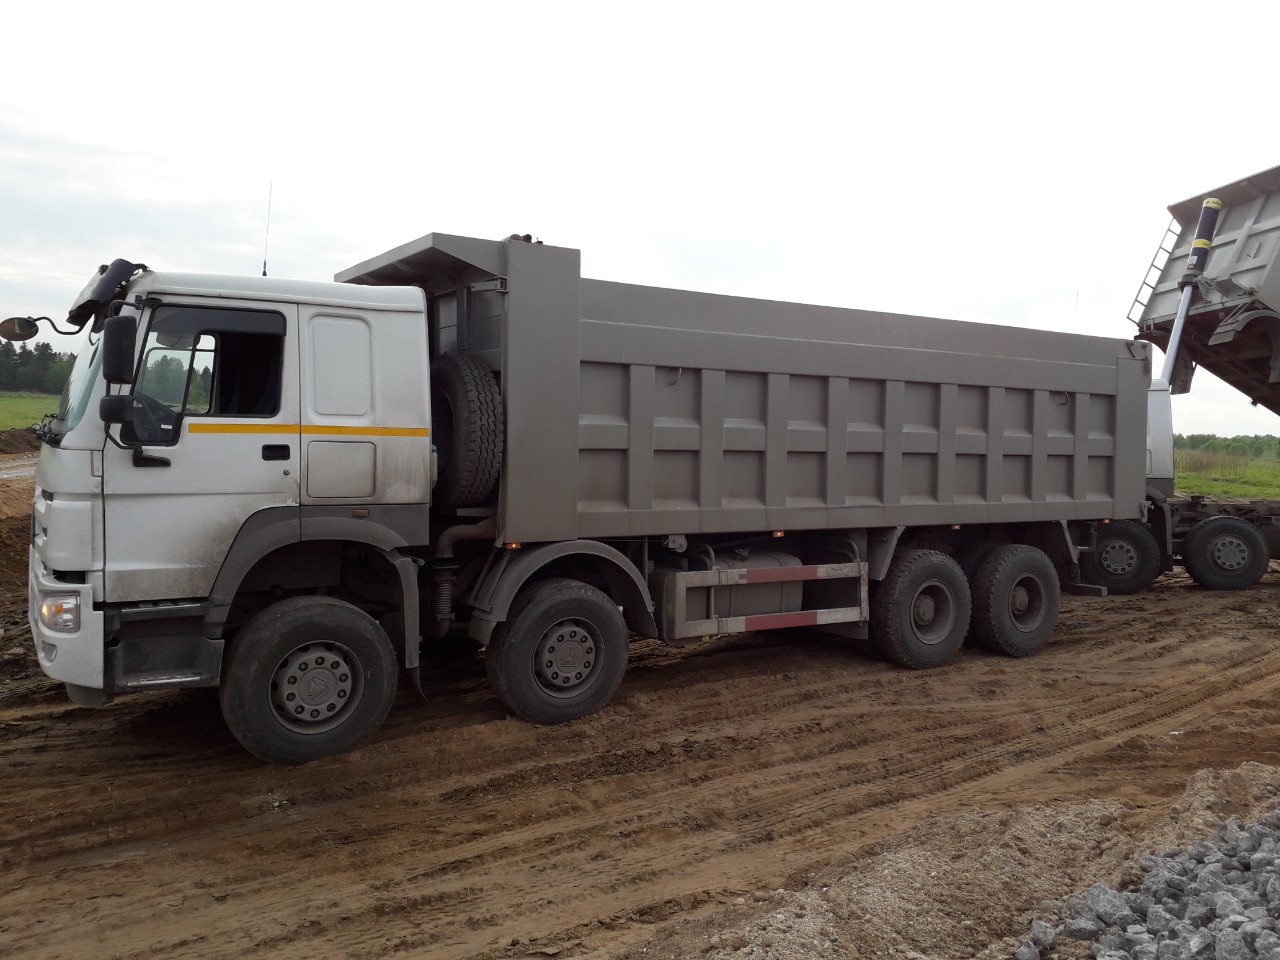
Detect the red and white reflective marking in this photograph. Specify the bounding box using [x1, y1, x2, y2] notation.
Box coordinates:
[736, 606, 863, 632]
[679, 562, 863, 588]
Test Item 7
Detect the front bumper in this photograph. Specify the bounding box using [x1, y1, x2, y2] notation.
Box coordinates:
[29, 546, 104, 688]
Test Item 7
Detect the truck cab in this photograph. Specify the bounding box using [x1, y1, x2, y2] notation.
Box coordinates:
[29, 262, 432, 760]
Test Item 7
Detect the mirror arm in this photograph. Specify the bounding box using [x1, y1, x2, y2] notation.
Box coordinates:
[103, 424, 134, 452]
[102, 422, 171, 467]
[43, 317, 81, 336]
[0, 316, 82, 340]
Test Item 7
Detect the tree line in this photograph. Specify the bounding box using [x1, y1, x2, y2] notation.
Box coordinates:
[0, 341, 75, 394]
[1174, 433, 1280, 460]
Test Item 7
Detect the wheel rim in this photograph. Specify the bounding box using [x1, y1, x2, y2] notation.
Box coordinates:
[1209, 535, 1249, 571]
[270, 641, 363, 734]
[1007, 572, 1046, 633]
[910, 579, 956, 645]
[1099, 538, 1138, 575]
[533, 618, 602, 699]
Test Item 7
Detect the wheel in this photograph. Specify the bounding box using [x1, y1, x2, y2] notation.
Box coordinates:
[219, 596, 398, 764]
[1078, 519, 1160, 595]
[954, 540, 998, 642]
[871, 550, 971, 669]
[971, 545, 1060, 657]
[485, 578, 628, 724]
[431, 353, 503, 508]
[1183, 516, 1269, 590]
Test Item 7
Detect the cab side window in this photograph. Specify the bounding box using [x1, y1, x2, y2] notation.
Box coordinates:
[127, 306, 286, 445]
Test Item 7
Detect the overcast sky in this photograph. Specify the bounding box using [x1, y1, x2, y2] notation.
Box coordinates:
[3, 1, 1278, 435]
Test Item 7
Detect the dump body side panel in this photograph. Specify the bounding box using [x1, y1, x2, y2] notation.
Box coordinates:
[572, 280, 1148, 541]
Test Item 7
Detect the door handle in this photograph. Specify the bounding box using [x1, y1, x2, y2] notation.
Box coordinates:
[261, 444, 290, 461]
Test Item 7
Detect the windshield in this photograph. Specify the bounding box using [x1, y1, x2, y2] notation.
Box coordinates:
[55, 326, 103, 433]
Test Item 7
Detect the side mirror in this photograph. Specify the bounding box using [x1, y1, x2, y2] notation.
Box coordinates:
[99, 395, 134, 425]
[0, 317, 39, 342]
[102, 315, 137, 385]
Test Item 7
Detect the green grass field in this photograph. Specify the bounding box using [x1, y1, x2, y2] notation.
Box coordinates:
[1174, 449, 1280, 498]
[0, 391, 60, 431]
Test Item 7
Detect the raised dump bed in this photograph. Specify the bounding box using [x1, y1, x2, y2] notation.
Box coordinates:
[1137, 164, 1280, 413]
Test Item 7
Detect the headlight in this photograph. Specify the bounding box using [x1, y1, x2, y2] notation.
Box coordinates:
[39, 594, 80, 632]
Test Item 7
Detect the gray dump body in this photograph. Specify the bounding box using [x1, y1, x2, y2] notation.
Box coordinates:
[340, 234, 1149, 545]
[1137, 164, 1280, 414]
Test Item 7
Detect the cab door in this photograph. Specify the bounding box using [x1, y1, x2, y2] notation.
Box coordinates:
[102, 301, 301, 603]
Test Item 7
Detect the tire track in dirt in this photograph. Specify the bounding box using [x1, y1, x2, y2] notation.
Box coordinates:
[220, 647, 1280, 960]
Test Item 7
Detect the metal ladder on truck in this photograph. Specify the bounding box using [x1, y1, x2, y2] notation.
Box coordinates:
[1127, 219, 1181, 325]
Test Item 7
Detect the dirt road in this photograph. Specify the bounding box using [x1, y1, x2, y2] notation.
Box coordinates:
[4, 478, 1280, 959]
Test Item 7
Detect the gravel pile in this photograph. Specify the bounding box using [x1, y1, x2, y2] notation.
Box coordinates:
[1015, 811, 1280, 960]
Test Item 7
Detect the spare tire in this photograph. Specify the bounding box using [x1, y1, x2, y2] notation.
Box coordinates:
[431, 353, 503, 508]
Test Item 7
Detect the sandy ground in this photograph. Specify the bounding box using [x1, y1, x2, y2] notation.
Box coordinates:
[4, 467, 1280, 959]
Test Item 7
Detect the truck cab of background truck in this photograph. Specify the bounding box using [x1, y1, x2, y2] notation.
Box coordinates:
[1147, 381, 1175, 500]
[27, 260, 432, 711]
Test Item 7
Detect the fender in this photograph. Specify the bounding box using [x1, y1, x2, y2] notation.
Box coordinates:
[866, 526, 905, 581]
[206, 506, 300, 628]
[468, 540, 658, 644]
[205, 505, 423, 668]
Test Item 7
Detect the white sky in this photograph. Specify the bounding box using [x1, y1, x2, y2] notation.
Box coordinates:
[2, 0, 1278, 435]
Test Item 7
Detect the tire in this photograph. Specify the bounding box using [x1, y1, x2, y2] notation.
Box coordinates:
[953, 540, 998, 642]
[219, 596, 398, 764]
[485, 578, 629, 724]
[431, 352, 503, 509]
[871, 550, 971, 669]
[1182, 516, 1269, 590]
[971, 545, 1060, 657]
[954, 540, 999, 583]
[1078, 519, 1160, 595]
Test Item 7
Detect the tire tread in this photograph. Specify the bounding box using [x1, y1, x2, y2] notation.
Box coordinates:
[432, 353, 503, 508]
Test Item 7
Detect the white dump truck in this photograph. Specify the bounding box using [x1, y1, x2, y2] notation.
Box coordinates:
[14, 233, 1154, 762]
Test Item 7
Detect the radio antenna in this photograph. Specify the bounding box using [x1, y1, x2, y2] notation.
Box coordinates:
[261, 174, 274, 277]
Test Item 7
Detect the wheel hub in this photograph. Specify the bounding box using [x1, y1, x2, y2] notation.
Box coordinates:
[1010, 585, 1029, 615]
[913, 594, 937, 626]
[535, 621, 598, 696]
[1006, 573, 1046, 632]
[910, 581, 954, 645]
[270, 642, 359, 734]
[1211, 536, 1248, 570]
[1099, 540, 1137, 575]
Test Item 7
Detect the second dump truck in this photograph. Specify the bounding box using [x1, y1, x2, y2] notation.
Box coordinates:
[21, 232, 1152, 762]
[1070, 164, 1280, 598]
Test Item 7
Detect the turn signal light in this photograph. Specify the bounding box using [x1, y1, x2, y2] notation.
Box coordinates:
[39, 594, 80, 632]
